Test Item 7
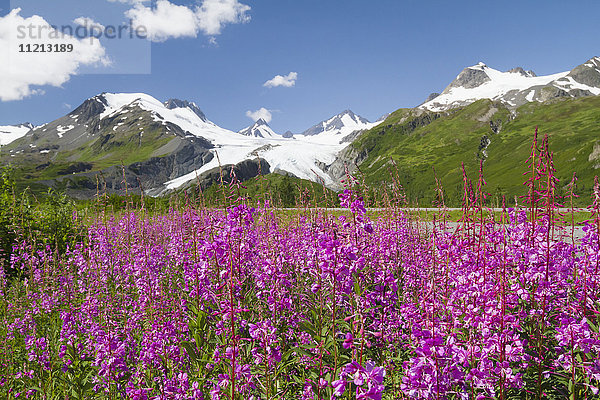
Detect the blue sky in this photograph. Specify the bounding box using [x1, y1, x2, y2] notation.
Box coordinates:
[1, 0, 599, 133]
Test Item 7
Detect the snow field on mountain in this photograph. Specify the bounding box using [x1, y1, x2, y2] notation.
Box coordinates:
[0, 125, 31, 145]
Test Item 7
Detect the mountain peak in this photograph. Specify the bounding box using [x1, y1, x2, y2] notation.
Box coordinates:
[239, 119, 276, 138]
[563, 57, 600, 90]
[421, 93, 440, 105]
[94, 93, 165, 120]
[444, 64, 491, 92]
[301, 110, 372, 137]
[468, 62, 488, 70]
[164, 99, 207, 122]
[581, 56, 600, 70]
[508, 67, 537, 77]
[17, 122, 34, 130]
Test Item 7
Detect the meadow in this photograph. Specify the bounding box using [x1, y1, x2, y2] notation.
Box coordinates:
[1, 131, 600, 399]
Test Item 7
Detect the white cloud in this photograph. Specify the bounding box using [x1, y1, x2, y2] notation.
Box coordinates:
[73, 17, 106, 34]
[0, 9, 109, 101]
[125, 0, 250, 42]
[125, 1, 198, 42]
[263, 72, 298, 88]
[246, 108, 272, 123]
[195, 0, 251, 36]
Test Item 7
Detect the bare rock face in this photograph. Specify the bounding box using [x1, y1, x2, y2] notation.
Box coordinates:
[589, 142, 600, 169]
[323, 145, 369, 190]
[566, 57, 600, 88]
[443, 64, 491, 92]
[537, 86, 571, 102]
[508, 67, 536, 77]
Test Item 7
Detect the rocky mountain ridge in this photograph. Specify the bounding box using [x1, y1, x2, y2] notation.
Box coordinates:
[1, 93, 376, 197]
[238, 118, 278, 138]
[421, 57, 600, 111]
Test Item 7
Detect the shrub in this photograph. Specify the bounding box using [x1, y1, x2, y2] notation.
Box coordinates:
[0, 166, 83, 277]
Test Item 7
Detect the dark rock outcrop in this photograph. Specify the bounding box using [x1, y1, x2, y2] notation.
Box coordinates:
[508, 67, 536, 77]
[69, 95, 107, 123]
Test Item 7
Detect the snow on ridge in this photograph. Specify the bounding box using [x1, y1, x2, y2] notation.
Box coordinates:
[525, 90, 535, 102]
[308, 114, 378, 145]
[99, 93, 161, 120]
[301, 110, 374, 142]
[99, 93, 241, 143]
[255, 125, 277, 138]
[163, 135, 343, 192]
[0, 124, 31, 146]
[554, 76, 600, 95]
[467, 62, 487, 71]
[421, 64, 570, 111]
[162, 111, 380, 193]
[585, 57, 600, 67]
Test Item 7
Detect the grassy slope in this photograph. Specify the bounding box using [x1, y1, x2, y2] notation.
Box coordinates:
[55, 126, 172, 170]
[353, 96, 600, 206]
[485, 96, 600, 203]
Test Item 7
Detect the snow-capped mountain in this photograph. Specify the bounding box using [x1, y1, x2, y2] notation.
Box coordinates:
[94, 92, 236, 142]
[298, 110, 379, 145]
[421, 57, 600, 111]
[552, 57, 600, 96]
[238, 118, 278, 138]
[8, 92, 242, 158]
[302, 110, 371, 136]
[3, 93, 381, 196]
[0, 123, 33, 146]
[164, 110, 379, 192]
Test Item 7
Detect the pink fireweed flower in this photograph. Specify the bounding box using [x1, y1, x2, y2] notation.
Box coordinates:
[343, 333, 354, 349]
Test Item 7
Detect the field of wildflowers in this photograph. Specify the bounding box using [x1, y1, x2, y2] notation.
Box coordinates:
[1, 131, 600, 399]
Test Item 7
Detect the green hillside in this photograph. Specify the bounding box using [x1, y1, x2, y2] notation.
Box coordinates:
[353, 96, 600, 206]
[1, 108, 175, 185]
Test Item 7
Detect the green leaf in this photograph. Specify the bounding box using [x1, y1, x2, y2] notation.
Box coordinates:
[182, 341, 199, 362]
